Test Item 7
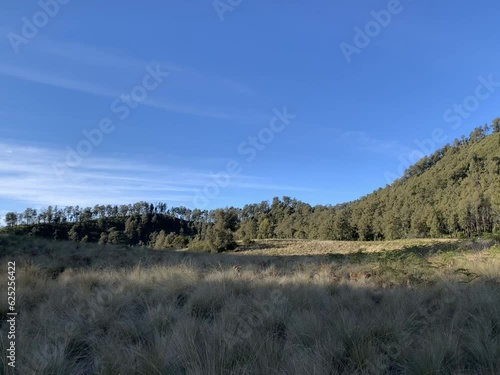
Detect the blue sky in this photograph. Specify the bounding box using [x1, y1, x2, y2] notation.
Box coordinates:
[1, 0, 500, 218]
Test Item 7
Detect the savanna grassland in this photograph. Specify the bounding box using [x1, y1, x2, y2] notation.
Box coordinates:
[1, 235, 500, 374]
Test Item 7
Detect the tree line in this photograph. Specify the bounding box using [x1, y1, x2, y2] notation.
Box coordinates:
[4, 120, 500, 251]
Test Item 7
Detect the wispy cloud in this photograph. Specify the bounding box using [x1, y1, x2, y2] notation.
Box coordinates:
[0, 38, 260, 122]
[33, 40, 159, 72]
[33, 38, 254, 96]
[341, 130, 408, 156]
[39, 40, 255, 95]
[0, 63, 121, 98]
[0, 141, 311, 210]
[41, 40, 254, 95]
[0, 63, 249, 121]
[327, 129, 408, 157]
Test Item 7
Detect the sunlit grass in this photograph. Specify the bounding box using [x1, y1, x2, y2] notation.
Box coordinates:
[0, 235, 499, 374]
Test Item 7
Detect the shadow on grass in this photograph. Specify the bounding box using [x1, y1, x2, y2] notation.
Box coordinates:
[0, 259, 499, 375]
[0, 235, 497, 277]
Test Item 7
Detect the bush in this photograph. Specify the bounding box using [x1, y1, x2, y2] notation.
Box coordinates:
[207, 227, 237, 253]
[489, 245, 500, 255]
[172, 235, 189, 248]
[187, 239, 212, 252]
[242, 238, 254, 245]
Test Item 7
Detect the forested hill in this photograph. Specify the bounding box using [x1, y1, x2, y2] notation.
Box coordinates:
[3, 122, 500, 251]
[347, 125, 500, 240]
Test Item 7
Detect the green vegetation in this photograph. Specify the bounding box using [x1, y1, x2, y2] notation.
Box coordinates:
[3, 122, 500, 250]
[1, 235, 499, 374]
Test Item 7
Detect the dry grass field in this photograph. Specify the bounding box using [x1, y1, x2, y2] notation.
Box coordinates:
[1, 235, 500, 374]
[231, 238, 460, 257]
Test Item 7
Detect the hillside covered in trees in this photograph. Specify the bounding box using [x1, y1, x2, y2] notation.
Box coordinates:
[3, 121, 500, 251]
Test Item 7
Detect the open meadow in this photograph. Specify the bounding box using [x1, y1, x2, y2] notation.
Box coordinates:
[1, 235, 500, 374]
